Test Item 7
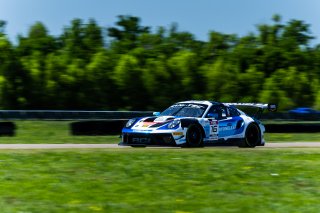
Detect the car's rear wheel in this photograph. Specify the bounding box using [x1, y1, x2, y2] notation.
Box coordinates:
[238, 123, 260, 148]
[186, 124, 203, 147]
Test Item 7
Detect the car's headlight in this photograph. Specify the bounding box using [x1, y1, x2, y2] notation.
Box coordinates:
[126, 118, 136, 128]
[168, 120, 180, 129]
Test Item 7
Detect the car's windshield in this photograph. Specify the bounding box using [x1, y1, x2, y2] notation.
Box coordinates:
[160, 103, 207, 117]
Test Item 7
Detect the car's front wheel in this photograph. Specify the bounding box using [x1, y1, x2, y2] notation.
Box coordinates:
[238, 123, 260, 148]
[186, 124, 203, 147]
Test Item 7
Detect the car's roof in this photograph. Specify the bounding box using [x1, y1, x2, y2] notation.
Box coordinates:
[176, 100, 221, 106]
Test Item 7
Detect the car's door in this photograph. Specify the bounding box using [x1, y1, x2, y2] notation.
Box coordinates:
[206, 105, 244, 138]
[215, 106, 243, 138]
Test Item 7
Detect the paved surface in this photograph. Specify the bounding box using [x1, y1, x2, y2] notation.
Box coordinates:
[0, 142, 319, 149]
[264, 142, 320, 148]
[0, 144, 123, 149]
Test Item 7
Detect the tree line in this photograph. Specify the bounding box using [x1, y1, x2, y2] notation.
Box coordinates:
[0, 14, 320, 111]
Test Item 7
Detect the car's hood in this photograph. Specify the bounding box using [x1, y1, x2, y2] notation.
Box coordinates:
[132, 116, 176, 130]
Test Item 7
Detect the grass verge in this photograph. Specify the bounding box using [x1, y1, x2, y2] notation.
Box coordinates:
[0, 148, 319, 212]
[0, 120, 319, 143]
[1, 120, 120, 144]
[264, 133, 320, 142]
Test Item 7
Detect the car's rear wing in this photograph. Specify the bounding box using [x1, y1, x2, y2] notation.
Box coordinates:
[225, 103, 277, 111]
[224, 103, 277, 119]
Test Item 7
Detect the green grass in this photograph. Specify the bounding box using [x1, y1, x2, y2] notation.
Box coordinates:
[0, 120, 319, 143]
[1, 120, 120, 144]
[264, 133, 320, 142]
[0, 148, 319, 212]
[0, 121, 319, 212]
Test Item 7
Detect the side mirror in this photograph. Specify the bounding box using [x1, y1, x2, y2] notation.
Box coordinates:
[268, 104, 277, 112]
[153, 112, 161, 116]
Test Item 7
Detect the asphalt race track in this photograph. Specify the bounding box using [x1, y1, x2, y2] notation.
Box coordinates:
[0, 142, 319, 149]
[264, 142, 320, 148]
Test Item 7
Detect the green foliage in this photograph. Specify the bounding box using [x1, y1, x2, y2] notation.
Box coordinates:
[204, 58, 239, 102]
[238, 66, 264, 102]
[315, 90, 320, 110]
[0, 15, 319, 110]
[167, 50, 199, 99]
[259, 75, 293, 111]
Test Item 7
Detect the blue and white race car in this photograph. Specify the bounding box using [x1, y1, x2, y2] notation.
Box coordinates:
[119, 100, 276, 148]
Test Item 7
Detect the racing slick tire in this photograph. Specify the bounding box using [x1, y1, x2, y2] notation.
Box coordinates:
[238, 123, 260, 148]
[185, 124, 204, 147]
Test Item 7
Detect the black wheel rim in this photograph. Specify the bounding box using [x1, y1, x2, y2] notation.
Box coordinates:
[187, 126, 202, 146]
[246, 125, 259, 147]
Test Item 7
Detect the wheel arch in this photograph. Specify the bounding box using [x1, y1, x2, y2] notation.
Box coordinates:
[238, 121, 262, 148]
[180, 118, 206, 138]
[246, 121, 261, 132]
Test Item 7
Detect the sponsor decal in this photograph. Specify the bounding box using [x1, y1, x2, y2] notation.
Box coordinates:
[210, 133, 218, 139]
[133, 130, 152, 133]
[172, 132, 183, 136]
[132, 138, 151, 143]
[141, 122, 156, 127]
[154, 116, 174, 122]
[170, 103, 207, 110]
[209, 120, 218, 125]
[220, 126, 236, 131]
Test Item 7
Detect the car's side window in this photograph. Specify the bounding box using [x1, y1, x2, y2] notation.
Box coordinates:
[206, 106, 220, 119]
[228, 107, 240, 117]
[206, 105, 228, 120]
[221, 107, 228, 118]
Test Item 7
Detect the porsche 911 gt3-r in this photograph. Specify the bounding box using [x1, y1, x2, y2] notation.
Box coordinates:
[119, 100, 276, 148]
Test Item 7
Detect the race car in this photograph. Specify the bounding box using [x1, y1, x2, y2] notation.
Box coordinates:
[119, 100, 277, 148]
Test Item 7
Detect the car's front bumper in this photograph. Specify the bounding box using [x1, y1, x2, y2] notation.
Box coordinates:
[120, 132, 177, 146]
